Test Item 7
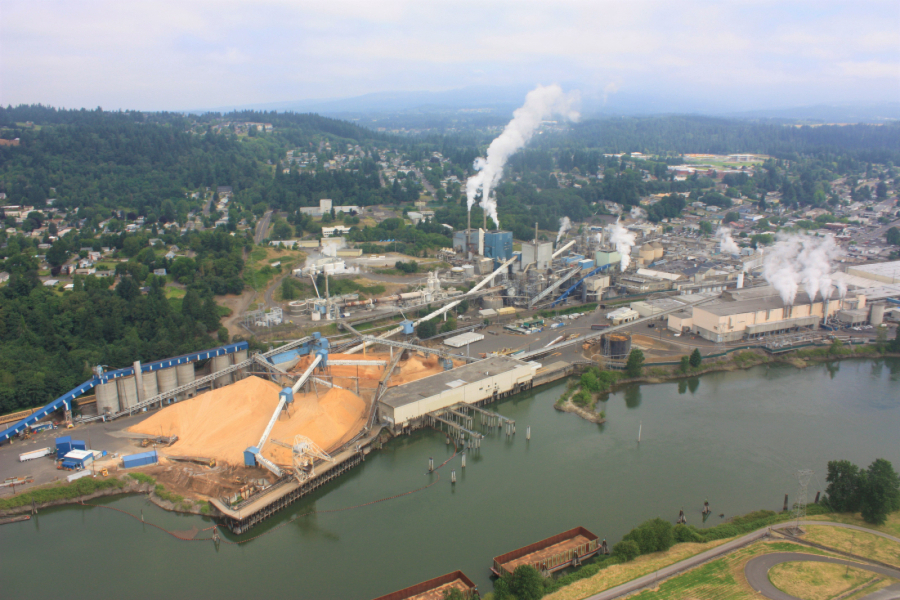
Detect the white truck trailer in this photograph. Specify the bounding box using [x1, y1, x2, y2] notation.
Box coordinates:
[19, 447, 53, 462]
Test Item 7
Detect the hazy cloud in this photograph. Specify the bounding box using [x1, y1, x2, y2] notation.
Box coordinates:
[1, 0, 898, 111]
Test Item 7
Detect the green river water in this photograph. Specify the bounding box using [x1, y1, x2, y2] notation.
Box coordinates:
[1, 359, 899, 599]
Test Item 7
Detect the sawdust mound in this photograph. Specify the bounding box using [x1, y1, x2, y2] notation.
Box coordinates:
[291, 351, 461, 389]
[128, 376, 367, 467]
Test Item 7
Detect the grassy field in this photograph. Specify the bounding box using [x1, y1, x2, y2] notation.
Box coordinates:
[768, 561, 882, 600]
[808, 512, 900, 539]
[803, 524, 900, 566]
[542, 539, 731, 600]
[164, 287, 185, 299]
[622, 541, 827, 600]
[243, 246, 306, 292]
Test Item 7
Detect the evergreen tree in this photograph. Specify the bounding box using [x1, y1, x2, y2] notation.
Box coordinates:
[689, 349, 702, 368]
[625, 348, 644, 377]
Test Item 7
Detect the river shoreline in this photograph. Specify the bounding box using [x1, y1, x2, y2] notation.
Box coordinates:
[557, 347, 900, 423]
[4, 349, 897, 515]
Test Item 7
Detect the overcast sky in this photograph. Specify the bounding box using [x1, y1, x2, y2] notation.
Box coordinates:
[2, 0, 898, 113]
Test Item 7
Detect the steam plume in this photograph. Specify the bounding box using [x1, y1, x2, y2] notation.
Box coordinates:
[630, 206, 646, 220]
[606, 218, 636, 271]
[467, 84, 579, 228]
[762, 233, 843, 305]
[556, 217, 572, 242]
[716, 226, 740, 255]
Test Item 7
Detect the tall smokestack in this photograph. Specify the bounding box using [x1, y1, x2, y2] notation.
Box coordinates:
[535, 222, 538, 245]
[484, 205, 487, 231]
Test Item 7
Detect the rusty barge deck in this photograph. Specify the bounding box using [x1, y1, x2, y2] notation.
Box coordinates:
[492, 526, 600, 577]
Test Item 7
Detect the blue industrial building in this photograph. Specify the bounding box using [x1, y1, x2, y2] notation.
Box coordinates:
[483, 231, 513, 265]
[122, 450, 158, 469]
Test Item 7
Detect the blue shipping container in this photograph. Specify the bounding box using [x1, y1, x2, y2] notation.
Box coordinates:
[122, 450, 158, 469]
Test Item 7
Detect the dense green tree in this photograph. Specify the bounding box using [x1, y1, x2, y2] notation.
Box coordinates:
[625, 348, 644, 377]
[680, 355, 690, 373]
[887, 227, 900, 246]
[612, 539, 640, 562]
[689, 349, 702, 368]
[860, 459, 900, 525]
[507, 565, 544, 600]
[416, 319, 437, 339]
[622, 518, 675, 555]
[825, 460, 863, 512]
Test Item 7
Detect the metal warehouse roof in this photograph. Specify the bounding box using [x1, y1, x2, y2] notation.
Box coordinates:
[443, 332, 484, 348]
[378, 356, 530, 410]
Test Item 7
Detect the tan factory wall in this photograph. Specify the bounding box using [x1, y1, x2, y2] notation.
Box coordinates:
[386, 363, 533, 424]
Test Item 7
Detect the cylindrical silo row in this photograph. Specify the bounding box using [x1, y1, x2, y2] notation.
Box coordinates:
[176, 363, 195, 399]
[212, 355, 232, 387]
[232, 349, 248, 379]
[158, 367, 178, 402]
[117, 376, 139, 411]
[143, 371, 159, 404]
[96, 381, 120, 415]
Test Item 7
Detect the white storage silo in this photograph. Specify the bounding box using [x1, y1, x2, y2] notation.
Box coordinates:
[158, 367, 178, 401]
[212, 355, 232, 387]
[117, 376, 139, 410]
[95, 381, 120, 415]
[142, 371, 159, 404]
[176, 363, 195, 399]
[232, 349, 249, 379]
[870, 303, 885, 326]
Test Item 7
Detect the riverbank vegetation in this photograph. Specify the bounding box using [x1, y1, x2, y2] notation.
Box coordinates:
[0, 476, 126, 510]
[824, 458, 900, 525]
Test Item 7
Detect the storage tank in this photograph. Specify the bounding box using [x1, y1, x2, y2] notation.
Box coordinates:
[176, 363, 195, 399]
[116, 376, 139, 410]
[601, 333, 632, 360]
[157, 367, 178, 398]
[142, 371, 159, 403]
[639, 245, 655, 262]
[212, 355, 232, 387]
[870, 303, 885, 326]
[651, 241, 664, 260]
[462, 265, 475, 277]
[232, 348, 248, 379]
[288, 300, 308, 316]
[95, 381, 120, 415]
[482, 295, 504, 310]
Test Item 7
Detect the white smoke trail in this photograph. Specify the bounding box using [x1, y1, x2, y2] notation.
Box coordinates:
[466, 84, 580, 228]
[716, 226, 740, 255]
[606, 218, 636, 271]
[762, 233, 843, 305]
[556, 216, 572, 242]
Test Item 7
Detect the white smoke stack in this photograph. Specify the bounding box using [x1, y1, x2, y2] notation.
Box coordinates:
[762, 233, 843, 305]
[466, 84, 579, 229]
[716, 226, 740, 255]
[556, 216, 572, 242]
[606, 218, 636, 271]
[736, 272, 744, 289]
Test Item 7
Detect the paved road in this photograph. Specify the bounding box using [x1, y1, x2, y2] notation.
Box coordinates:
[254, 210, 273, 244]
[744, 553, 900, 600]
[584, 521, 900, 600]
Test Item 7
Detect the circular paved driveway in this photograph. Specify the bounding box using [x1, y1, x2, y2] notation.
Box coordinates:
[744, 552, 900, 600]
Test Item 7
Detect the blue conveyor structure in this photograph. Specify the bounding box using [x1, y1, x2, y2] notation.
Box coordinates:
[550, 264, 611, 307]
[0, 342, 249, 443]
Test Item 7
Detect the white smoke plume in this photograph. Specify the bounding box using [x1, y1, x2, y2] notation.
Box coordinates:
[630, 206, 646, 220]
[716, 226, 740, 255]
[606, 218, 636, 271]
[467, 84, 580, 228]
[762, 233, 843, 305]
[556, 216, 572, 242]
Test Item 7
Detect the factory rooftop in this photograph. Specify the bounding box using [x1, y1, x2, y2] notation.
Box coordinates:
[379, 356, 529, 410]
[699, 287, 849, 317]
